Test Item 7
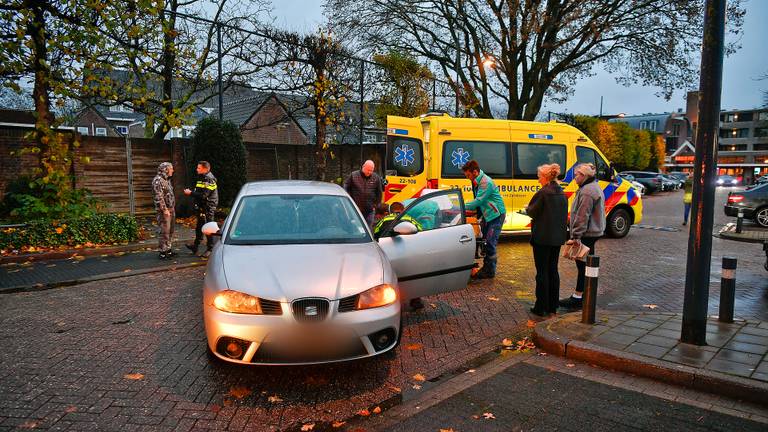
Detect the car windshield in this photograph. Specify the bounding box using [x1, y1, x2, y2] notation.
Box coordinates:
[225, 194, 371, 245]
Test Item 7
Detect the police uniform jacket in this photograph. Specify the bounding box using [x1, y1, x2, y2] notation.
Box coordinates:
[191, 171, 218, 214]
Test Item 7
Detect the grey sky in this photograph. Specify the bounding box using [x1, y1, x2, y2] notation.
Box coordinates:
[271, 0, 767, 116]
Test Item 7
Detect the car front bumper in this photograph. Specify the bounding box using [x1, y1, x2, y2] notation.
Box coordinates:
[203, 296, 401, 365]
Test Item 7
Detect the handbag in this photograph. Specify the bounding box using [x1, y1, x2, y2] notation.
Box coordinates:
[562, 240, 590, 261]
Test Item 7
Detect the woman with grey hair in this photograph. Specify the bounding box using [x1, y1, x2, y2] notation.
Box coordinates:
[560, 163, 605, 310]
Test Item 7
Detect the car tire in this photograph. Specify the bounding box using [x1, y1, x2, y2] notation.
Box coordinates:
[606, 208, 631, 238]
[755, 206, 768, 228]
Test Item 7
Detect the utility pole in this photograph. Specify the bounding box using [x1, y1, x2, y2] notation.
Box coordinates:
[359, 60, 365, 164]
[217, 22, 223, 120]
[681, 0, 726, 345]
[599, 96, 603, 118]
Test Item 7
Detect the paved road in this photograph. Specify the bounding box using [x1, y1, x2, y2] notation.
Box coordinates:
[0, 187, 766, 431]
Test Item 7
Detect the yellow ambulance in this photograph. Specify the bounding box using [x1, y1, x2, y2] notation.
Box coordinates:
[383, 113, 643, 238]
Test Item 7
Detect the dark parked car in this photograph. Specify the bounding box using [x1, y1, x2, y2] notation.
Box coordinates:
[668, 172, 689, 182]
[621, 171, 663, 194]
[660, 174, 682, 190]
[724, 183, 768, 227]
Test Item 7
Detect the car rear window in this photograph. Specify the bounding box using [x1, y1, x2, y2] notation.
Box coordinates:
[226, 194, 371, 245]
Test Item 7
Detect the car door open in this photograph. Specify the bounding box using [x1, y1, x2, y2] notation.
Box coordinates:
[377, 189, 476, 300]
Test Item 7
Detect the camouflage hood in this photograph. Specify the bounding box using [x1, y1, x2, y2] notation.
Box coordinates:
[157, 162, 173, 179]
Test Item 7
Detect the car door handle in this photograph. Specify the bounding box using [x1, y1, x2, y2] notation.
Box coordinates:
[459, 236, 472, 244]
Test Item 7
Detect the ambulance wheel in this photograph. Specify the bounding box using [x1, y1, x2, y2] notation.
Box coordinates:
[607, 208, 631, 238]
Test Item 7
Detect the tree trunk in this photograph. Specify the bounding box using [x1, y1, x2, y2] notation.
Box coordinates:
[153, 2, 178, 141]
[29, 0, 54, 174]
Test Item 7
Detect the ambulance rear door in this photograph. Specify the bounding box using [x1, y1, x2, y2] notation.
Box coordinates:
[384, 116, 428, 203]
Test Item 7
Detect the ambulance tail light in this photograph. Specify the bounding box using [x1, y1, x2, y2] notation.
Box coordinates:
[427, 178, 439, 189]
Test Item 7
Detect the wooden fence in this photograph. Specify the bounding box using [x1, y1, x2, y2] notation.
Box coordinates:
[0, 126, 385, 216]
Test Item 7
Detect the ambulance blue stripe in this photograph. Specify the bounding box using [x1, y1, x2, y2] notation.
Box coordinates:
[603, 182, 617, 200]
[626, 187, 636, 203]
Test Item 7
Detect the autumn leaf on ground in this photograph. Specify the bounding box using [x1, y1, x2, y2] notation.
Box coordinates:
[412, 384, 422, 390]
[501, 338, 513, 347]
[267, 395, 282, 403]
[429, 303, 437, 309]
[372, 406, 382, 414]
[465, 369, 476, 373]
[405, 343, 422, 351]
[210, 404, 221, 413]
[332, 420, 346, 428]
[18, 420, 38, 429]
[483, 412, 496, 419]
[123, 268, 132, 272]
[566, 363, 575, 368]
[440, 429, 456, 432]
[222, 398, 233, 407]
[487, 296, 500, 301]
[64, 406, 77, 413]
[388, 386, 401, 392]
[301, 423, 315, 431]
[357, 409, 370, 416]
[229, 386, 252, 399]
[642, 304, 658, 310]
[124, 373, 144, 380]
[526, 319, 537, 328]
[412, 373, 426, 381]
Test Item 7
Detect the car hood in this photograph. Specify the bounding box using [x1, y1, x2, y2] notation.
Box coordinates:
[220, 243, 385, 301]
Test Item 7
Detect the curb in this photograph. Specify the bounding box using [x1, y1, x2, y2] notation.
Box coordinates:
[0, 238, 195, 265]
[533, 316, 768, 407]
[0, 261, 206, 294]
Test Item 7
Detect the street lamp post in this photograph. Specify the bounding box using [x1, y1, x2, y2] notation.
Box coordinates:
[681, 0, 726, 345]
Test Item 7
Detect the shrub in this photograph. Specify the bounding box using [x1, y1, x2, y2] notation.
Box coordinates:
[0, 213, 138, 251]
[189, 117, 247, 208]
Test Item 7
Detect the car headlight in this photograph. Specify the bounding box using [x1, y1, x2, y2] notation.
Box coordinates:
[731, 179, 738, 184]
[213, 290, 263, 314]
[356, 284, 398, 310]
[717, 179, 724, 184]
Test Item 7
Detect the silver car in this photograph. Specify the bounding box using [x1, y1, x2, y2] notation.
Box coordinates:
[201, 181, 475, 365]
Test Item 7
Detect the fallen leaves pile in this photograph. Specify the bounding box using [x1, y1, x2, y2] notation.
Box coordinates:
[501, 336, 536, 352]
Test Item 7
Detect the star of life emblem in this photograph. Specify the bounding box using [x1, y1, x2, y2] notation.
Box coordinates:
[394, 144, 415, 167]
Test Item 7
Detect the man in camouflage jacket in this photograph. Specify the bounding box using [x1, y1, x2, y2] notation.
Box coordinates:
[152, 162, 176, 259]
[184, 160, 218, 257]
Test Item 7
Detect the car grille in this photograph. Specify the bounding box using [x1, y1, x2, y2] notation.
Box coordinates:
[338, 295, 358, 313]
[291, 298, 329, 322]
[251, 340, 368, 364]
[259, 298, 283, 315]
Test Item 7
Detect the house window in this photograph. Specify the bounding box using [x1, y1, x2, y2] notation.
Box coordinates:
[77, 126, 89, 135]
[108, 103, 133, 113]
[758, 112, 768, 121]
[639, 121, 647, 129]
[95, 127, 107, 136]
[755, 128, 768, 138]
[723, 113, 737, 123]
[109, 105, 121, 112]
[116, 126, 128, 135]
[672, 123, 681, 136]
[648, 120, 658, 131]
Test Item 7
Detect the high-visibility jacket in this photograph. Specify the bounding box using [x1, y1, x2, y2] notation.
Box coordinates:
[373, 213, 422, 236]
[191, 171, 218, 213]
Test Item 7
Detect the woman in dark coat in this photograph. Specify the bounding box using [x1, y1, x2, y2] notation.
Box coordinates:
[526, 163, 568, 316]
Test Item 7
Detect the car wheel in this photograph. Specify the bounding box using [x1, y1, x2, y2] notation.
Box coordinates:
[607, 208, 631, 238]
[755, 207, 768, 228]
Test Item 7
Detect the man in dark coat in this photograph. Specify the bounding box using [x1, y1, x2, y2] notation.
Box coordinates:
[343, 160, 383, 225]
[184, 161, 218, 258]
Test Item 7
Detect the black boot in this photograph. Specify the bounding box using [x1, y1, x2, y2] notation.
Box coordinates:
[186, 243, 198, 255]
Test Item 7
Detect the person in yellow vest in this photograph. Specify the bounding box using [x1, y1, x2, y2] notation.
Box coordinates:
[683, 176, 693, 225]
[373, 202, 423, 237]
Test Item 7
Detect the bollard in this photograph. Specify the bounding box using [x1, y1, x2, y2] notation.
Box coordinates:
[718, 257, 737, 323]
[581, 255, 600, 324]
[736, 210, 744, 233]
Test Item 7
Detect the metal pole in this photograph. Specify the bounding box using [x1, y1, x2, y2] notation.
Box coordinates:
[432, 79, 436, 109]
[125, 136, 135, 216]
[581, 255, 600, 324]
[599, 96, 603, 118]
[736, 209, 743, 233]
[681, 0, 726, 345]
[217, 22, 223, 121]
[718, 257, 737, 323]
[359, 60, 365, 164]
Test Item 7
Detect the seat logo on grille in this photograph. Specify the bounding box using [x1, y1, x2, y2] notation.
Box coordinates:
[305, 306, 318, 316]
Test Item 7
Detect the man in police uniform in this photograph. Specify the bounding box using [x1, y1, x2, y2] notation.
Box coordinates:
[184, 161, 218, 258]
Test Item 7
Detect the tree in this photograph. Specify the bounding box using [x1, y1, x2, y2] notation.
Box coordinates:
[632, 129, 652, 171]
[647, 131, 666, 172]
[326, 0, 745, 120]
[371, 50, 433, 126]
[250, 28, 354, 181]
[189, 118, 246, 208]
[81, 0, 270, 140]
[610, 121, 635, 170]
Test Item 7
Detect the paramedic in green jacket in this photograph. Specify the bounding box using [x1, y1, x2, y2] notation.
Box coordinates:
[462, 160, 506, 279]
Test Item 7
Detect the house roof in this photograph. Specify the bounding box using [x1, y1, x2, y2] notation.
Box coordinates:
[0, 109, 36, 125]
[671, 140, 695, 157]
[609, 113, 672, 134]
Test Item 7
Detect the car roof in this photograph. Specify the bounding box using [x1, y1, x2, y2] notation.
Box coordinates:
[241, 180, 347, 196]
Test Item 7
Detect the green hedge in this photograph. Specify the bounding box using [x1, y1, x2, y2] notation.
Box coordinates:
[0, 213, 139, 251]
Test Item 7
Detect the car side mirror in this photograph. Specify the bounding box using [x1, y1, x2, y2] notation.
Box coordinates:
[201, 221, 221, 236]
[393, 221, 418, 236]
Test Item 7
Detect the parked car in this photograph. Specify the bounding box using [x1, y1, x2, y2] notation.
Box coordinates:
[756, 175, 768, 185]
[618, 173, 645, 195]
[717, 175, 740, 186]
[200, 181, 475, 365]
[660, 174, 682, 190]
[621, 171, 663, 194]
[668, 172, 689, 182]
[724, 183, 768, 227]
